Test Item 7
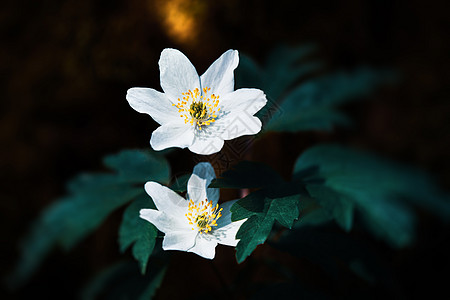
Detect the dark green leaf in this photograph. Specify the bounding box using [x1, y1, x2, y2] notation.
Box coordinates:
[293, 144, 450, 247]
[235, 54, 264, 90]
[9, 149, 170, 288]
[306, 185, 354, 231]
[262, 44, 320, 99]
[232, 191, 301, 263]
[236, 45, 321, 101]
[103, 149, 170, 184]
[210, 161, 284, 189]
[58, 185, 143, 249]
[266, 68, 396, 132]
[235, 215, 274, 263]
[119, 194, 157, 274]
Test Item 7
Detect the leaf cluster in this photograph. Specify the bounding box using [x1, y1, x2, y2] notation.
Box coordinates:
[9, 149, 170, 289]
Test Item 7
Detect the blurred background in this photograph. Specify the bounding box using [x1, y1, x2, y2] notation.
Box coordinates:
[1, 0, 449, 299]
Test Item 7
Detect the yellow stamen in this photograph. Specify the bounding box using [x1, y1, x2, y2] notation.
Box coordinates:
[185, 198, 222, 234]
[172, 86, 220, 130]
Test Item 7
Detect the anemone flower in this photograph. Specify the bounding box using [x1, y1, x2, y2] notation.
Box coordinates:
[127, 49, 267, 155]
[140, 162, 245, 259]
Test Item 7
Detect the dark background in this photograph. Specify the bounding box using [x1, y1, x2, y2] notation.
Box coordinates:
[1, 0, 449, 299]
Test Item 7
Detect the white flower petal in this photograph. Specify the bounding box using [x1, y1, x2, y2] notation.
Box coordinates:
[219, 88, 267, 116]
[150, 122, 195, 151]
[214, 219, 246, 247]
[140, 209, 187, 232]
[213, 199, 246, 247]
[159, 48, 200, 101]
[200, 49, 239, 96]
[163, 231, 197, 251]
[144, 182, 189, 219]
[187, 235, 218, 259]
[188, 135, 225, 155]
[187, 162, 219, 204]
[126, 88, 178, 125]
[218, 113, 262, 141]
[215, 199, 236, 226]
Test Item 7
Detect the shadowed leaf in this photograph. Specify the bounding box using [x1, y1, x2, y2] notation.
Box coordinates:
[267, 68, 396, 132]
[293, 144, 450, 247]
[9, 149, 170, 288]
[119, 194, 158, 274]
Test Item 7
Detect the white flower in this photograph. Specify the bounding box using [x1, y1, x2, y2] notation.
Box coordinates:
[140, 162, 245, 259]
[127, 49, 267, 155]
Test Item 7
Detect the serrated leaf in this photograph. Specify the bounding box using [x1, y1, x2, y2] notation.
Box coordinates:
[268, 196, 302, 229]
[235, 214, 274, 263]
[267, 68, 396, 132]
[119, 194, 157, 274]
[232, 191, 301, 263]
[293, 144, 450, 247]
[210, 161, 284, 189]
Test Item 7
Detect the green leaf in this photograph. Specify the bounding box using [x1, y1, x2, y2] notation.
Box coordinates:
[293, 144, 450, 247]
[103, 149, 170, 184]
[6, 201, 70, 289]
[9, 149, 170, 288]
[235, 45, 322, 127]
[119, 194, 158, 274]
[266, 68, 396, 132]
[262, 44, 320, 100]
[210, 161, 284, 189]
[236, 45, 320, 101]
[306, 185, 354, 231]
[232, 190, 301, 263]
[58, 184, 144, 249]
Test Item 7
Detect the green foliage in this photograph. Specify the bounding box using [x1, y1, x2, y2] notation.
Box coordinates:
[236, 44, 321, 100]
[233, 194, 301, 263]
[215, 161, 309, 263]
[236, 45, 396, 132]
[293, 144, 450, 247]
[227, 173, 306, 263]
[119, 194, 158, 274]
[266, 68, 396, 132]
[236, 45, 322, 126]
[81, 258, 168, 300]
[103, 149, 170, 183]
[9, 149, 170, 288]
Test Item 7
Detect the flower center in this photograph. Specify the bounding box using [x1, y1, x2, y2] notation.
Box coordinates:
[185, 199, 223, 234]
[173, 87, 221, 130]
